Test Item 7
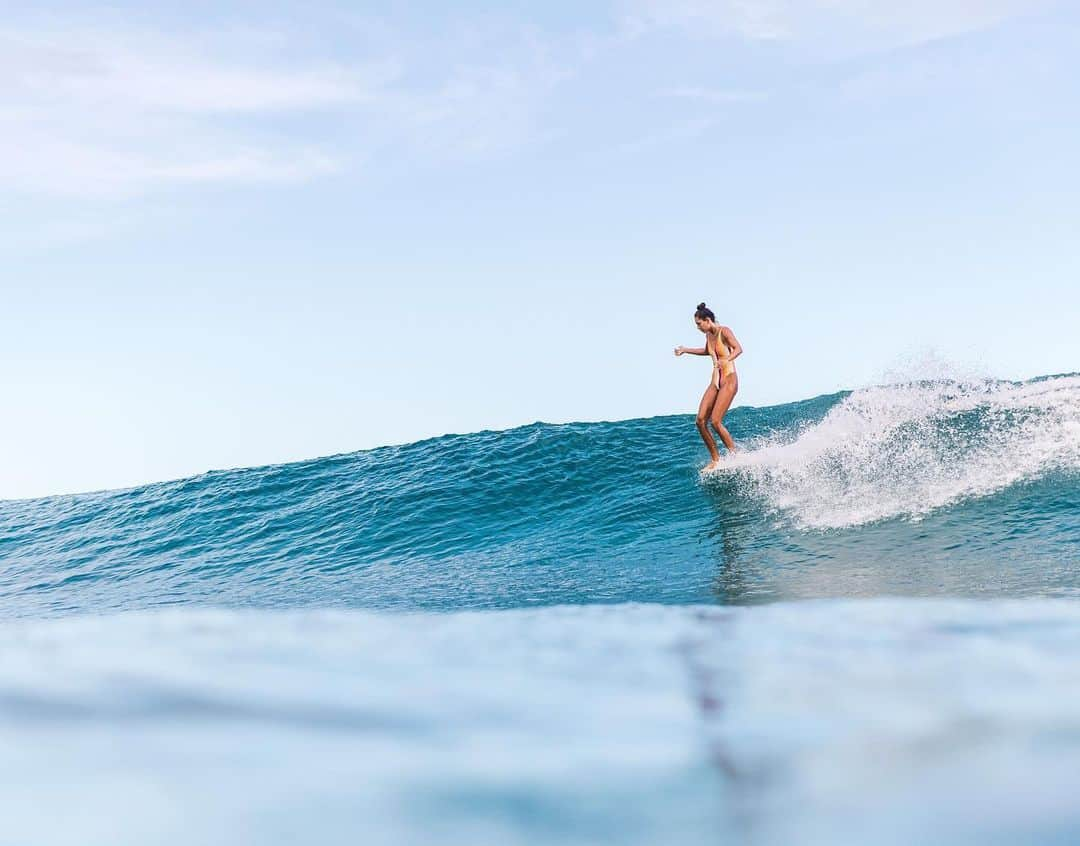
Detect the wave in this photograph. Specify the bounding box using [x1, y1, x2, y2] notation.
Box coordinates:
[715, 373, 1080, 528]
[1, 373, 1078, 617]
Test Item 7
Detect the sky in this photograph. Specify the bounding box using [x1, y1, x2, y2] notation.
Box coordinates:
[2, 0, 1079, 499]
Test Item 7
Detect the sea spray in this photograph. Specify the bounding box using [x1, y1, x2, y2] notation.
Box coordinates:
[714, 374, 1080, 528]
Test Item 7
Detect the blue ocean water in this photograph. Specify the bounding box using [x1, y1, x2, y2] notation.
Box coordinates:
[2, 374, 1079, 845]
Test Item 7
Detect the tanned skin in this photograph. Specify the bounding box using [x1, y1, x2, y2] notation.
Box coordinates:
[674, 318, 743, 471]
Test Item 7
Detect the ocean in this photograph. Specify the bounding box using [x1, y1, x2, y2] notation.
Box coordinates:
[2, 373, 1078, 845]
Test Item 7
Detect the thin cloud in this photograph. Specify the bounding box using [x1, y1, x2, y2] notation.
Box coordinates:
[1, 21, 579, 198]
[3, 30, 388, 112]
[625, 0, 1054, 47]
[0, 25, 389, 196]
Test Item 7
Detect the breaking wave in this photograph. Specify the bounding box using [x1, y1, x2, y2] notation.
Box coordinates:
[717, 374, 1080, 528]
[2, 373, 1078, 617]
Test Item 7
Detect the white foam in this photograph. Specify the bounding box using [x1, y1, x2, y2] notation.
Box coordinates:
[712, 374, 1080, 529]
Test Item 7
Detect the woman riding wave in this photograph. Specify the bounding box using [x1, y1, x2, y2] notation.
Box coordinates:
[674, 302, 743, 471]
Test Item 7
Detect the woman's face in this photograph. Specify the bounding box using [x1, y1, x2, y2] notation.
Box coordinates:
[694, 316, 710, 333]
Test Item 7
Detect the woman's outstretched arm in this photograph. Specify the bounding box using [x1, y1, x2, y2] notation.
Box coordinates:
[674, 345, 707, 356]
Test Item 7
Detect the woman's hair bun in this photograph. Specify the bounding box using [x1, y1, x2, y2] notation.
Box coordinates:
[697, 302, 707, 310]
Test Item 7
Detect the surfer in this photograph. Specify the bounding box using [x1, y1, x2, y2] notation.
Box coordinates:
[674, 302, 743, 471]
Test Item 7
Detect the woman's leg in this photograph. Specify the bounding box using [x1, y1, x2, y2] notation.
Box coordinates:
[696, 384, 720, 463]
[710, 374, 739, 453]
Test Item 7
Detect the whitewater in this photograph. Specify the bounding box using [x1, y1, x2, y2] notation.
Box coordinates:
[1, 374, 1078, 845]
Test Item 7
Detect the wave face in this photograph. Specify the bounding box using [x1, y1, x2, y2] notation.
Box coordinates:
[2, 373, 1078, 618]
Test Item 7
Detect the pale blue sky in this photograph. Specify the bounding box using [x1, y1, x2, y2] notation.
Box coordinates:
[2, 1, 1078, 498]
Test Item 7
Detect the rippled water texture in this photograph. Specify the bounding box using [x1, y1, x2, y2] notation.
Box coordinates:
[1, 374, 1078, 845]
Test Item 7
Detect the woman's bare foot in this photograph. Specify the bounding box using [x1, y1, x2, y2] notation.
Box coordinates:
[702, 458, 722, 473]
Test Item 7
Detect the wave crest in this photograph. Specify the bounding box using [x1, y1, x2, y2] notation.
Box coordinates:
[718, 374, 1080, 529]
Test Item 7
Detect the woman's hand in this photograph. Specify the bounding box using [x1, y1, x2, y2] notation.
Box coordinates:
[674, 346, 686, 356]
